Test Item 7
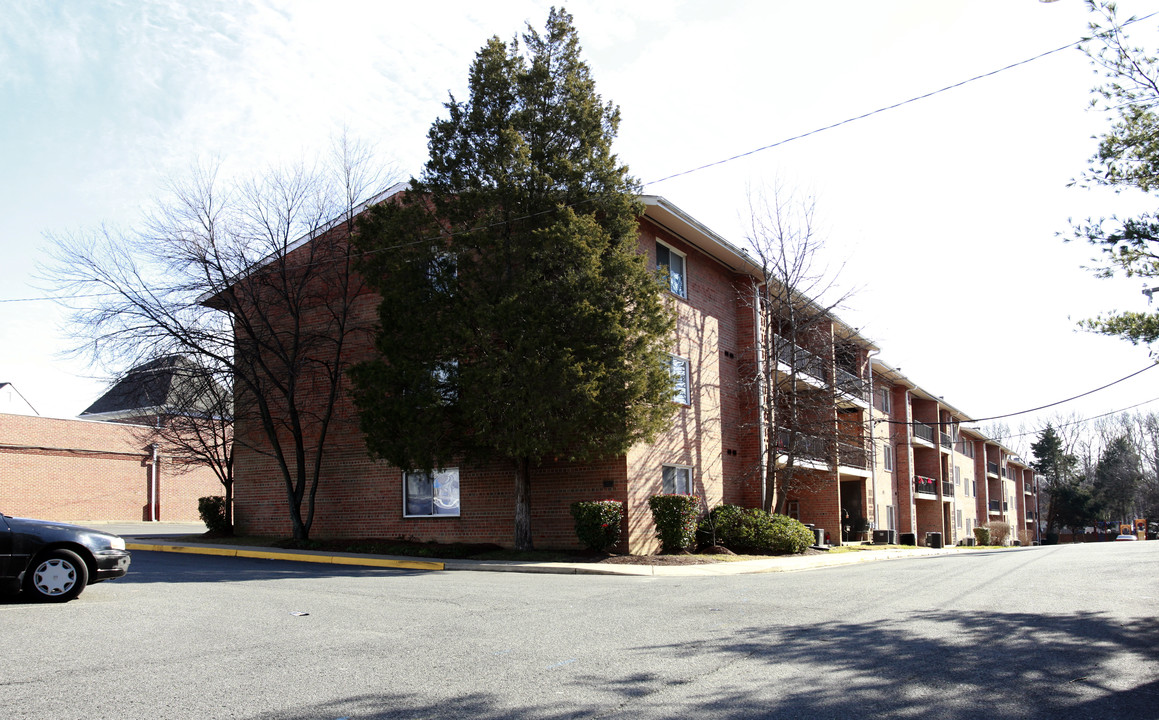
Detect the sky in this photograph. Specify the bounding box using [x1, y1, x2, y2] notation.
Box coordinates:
[3, 0, 1159, 456]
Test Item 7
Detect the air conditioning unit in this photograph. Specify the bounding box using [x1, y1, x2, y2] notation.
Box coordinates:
[872, 529, 896, 545]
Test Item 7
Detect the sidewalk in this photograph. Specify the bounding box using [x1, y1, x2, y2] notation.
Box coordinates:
[108, 521, 985, 577]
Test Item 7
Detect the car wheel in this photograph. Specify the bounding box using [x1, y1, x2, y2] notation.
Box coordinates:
[25, 549, 89, 602]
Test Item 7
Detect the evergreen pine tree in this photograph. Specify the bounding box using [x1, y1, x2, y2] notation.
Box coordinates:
[350, 8, 675, 550]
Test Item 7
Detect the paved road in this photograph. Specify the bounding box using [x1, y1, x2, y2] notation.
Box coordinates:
[2, 542, 1155, 719]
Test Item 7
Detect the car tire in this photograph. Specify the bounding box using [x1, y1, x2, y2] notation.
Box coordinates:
[24, 549, 89, 602]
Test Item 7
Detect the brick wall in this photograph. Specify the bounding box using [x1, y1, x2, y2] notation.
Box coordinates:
[0, 413, 220, 522]
[232, 215, 761, 552]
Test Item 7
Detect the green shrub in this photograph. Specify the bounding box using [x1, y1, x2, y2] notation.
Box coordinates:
[648, 494, 700, 553]
[198, 495, 231, 535]
[699, 504, 814, 554]
[973, 526, 991, 546]
[569, 500, 624, 553]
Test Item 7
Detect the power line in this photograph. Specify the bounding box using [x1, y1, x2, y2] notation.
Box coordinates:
[642, 9, 1159, 188]
[886, 363, 1158, 428]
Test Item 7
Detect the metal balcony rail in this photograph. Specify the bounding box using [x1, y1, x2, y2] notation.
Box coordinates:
[834, 367, 869, 400]
[987, 461, 999, 476]
[772, 334, 829, 383]
[913, 422, 935, 443]
[942, 480, 954, 497]
[988, 500, 1001, 512]
[775, 428, 829, 462]
[940, 432, 953, 448]
[914, 475, 938, 495]
[838, 441, 869, 469]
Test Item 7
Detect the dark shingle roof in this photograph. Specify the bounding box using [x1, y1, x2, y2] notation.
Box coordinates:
[80, 356, 223, 418]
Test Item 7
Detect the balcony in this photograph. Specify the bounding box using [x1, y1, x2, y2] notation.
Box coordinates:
[987, 462, 999, 476]
[834, 366, 870, 403]
[775, 428, 829, 463]
[1026, 511, 1035, 522]
[940, 432, 953, 449]
[914, 475, 938, 497]
[913, 422, 935, 444]
[988, 500, 1001, 514]
[772, 334, 828, 384]
[942, 480, 954, 497]
[838, 440, 869, 469]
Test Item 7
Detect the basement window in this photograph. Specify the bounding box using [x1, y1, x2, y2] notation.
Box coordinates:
[404, 468, 460, 517]
[662, 465, 692, 494]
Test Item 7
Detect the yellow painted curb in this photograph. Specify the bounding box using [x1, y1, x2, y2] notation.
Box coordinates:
[125, 543, 443, 571]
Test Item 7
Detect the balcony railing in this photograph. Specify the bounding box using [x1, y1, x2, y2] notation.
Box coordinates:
[914, 475, 938, 496]
[942, 480, 954, 497]
[834, 366, 869, 402]
[772, 334, 828, 384]
[913, 422, 935, 444]
[1026, 511, 1035, 521]
[988, 500, 1001, 513]
[775, 428, 830, 462]
[940, 432, 953, 449]
[838, 440, 869, 469]
[987, 462, 999, 476]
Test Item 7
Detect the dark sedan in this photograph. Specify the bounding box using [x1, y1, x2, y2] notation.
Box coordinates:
[0, 513, 131, 602]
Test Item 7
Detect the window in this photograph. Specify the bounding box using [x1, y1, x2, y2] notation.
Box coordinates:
[656, 241, 686, 298]
[875, 387, 891, 413]
[404, 468, 460, 517]
[669, 354, 691, 405]
[882, 443, 893, 472]
[431, 359, 458, 403]
[972, 479, 977, 497]
[426, 249, 457, 294]
[788, 501, 800, 520]
[954, 466, 961, 487]
[956, 509, 963, 529]
[662, 465, 692, 494]
[886, 505, 895, 531]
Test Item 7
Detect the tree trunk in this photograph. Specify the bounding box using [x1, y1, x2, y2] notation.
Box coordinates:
[514, 456, 533, 551]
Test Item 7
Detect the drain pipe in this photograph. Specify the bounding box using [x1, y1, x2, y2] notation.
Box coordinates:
[755, 281, 768, 511]
[867, 350, 880, 533]
[150, 443, 159, 522]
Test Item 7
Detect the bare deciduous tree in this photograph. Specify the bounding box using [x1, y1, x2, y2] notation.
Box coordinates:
[742, 183, 857, 516]
[45, 136, 393, 540]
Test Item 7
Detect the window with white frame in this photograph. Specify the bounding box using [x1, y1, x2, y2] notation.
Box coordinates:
[956, 509, 963, 529]
[883, 443, 893, 472]
[669, 354, 691, 405]
[662, 465, 692, 494]
[404, 468, 460, 517]
[656, 241, 687, 298]
[967, 517, 973, 534]
[954, 465, 961, 488]
[886, 505, 895, 531]
[876, 387, 891, 413]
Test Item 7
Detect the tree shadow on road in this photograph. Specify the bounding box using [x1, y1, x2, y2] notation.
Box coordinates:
[238, 609, 1159, 719]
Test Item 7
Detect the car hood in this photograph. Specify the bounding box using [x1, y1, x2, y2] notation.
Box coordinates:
[4, 516, 125, 548]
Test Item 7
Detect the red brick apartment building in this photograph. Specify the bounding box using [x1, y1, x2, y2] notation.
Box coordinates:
[230, 191, 1037, 552]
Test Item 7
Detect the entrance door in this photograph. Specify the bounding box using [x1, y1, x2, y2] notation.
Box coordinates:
[839, 481, 864, 542]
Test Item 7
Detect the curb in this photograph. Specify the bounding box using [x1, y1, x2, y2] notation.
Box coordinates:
[124, 539, 1008, 576]
[125, 542, 444, 571]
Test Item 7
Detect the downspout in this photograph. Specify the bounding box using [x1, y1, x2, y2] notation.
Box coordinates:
[150, 443, 160, 522]
[755, 281, 767, 511]
[866, 350, 880, 534]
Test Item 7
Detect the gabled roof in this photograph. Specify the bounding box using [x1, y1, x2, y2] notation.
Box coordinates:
[79, 356, 225, 420]
[0, 382, 40, 416]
